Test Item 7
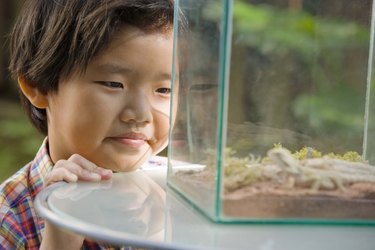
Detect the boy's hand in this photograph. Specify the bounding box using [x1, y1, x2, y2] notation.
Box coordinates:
[41, 154, 113, 250]
[44, 154, 113, 187]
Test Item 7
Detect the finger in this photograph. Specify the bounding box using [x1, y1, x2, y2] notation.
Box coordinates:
[55, 160, 102, 182]
[54, 155, 112, 180]
[68, 154, 113, 179]
[51, 159, 102, 183]
[68, 154, 98, 171]
[44, 167, 78, 187]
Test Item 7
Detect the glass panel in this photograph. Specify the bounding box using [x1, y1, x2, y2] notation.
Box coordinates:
[364, 2, 375, 165]
[168, 0, 225, 219]
[221, 0, 374, 223]
[168, 0, 375, 224]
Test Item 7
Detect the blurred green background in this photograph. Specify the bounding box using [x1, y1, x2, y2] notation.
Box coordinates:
[0, 101, 43, 182]
[173, 0, 373, 164]
[0, 0, 43, 182]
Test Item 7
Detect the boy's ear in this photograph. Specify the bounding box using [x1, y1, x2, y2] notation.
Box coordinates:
[18, 76, 48, 108]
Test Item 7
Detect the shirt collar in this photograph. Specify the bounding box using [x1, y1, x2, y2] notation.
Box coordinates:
[29, 137, 54, 198]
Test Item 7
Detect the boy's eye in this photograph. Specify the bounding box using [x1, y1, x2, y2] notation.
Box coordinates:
[156, 87, 171, 95]
[94, 81, 124, 89]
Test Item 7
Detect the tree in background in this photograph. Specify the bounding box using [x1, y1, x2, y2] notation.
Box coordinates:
[0, 0, 18, 100]
[0, 0, 43, 182]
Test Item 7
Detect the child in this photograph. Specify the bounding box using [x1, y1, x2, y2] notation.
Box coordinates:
[1, 0, 177, 249]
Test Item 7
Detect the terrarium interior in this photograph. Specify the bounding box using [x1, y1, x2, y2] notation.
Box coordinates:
[167, 0, 375, 224]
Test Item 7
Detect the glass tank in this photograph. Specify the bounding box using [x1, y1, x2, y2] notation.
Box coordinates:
[168, 0, 375, 224]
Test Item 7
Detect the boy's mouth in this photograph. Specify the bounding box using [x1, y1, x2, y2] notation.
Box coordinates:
[110, 132, 149, 148]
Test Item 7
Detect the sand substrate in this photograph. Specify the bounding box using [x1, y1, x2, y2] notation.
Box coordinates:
[172, 171, 375, 220]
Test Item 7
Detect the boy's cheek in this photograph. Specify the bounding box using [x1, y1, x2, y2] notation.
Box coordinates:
[150, 129, 169, 154]
[149, 112, 170, 154]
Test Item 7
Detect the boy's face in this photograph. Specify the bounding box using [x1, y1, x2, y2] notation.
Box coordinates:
[46, 26, 177, 171]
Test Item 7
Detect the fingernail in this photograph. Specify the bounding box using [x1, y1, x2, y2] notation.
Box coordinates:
[91, 172, 101, 179]
[86, 172, 101, 180]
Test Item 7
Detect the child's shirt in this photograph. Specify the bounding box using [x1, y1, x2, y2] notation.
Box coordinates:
[0, 138, 129, 250]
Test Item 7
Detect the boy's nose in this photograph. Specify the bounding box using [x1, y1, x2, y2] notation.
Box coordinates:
[120, 91, 153, 125]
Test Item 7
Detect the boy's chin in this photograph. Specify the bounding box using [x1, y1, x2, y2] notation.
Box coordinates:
[110, 153, 152, 172]
[110, 162, 143, 172]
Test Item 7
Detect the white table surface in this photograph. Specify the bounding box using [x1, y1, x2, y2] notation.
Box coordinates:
[35, 161, 375, 250]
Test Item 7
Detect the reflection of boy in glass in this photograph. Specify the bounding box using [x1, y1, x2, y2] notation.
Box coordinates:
[1, 0, 177, 248]
[172, 27, 219, 162]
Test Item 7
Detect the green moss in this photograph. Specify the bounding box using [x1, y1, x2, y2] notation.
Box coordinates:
[222, 144, 364, 180]
[269, 143, 364, 162]
[325, 151, 364, 162]
[293, 147, 322, 160]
